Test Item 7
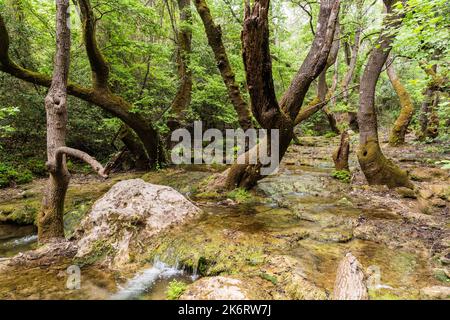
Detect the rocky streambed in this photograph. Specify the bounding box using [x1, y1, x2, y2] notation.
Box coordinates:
[0, 134, 448, 300]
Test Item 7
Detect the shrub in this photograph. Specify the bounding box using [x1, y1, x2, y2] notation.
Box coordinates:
[166, 280, 187, 300]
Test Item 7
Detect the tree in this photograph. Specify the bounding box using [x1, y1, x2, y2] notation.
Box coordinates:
[356, 0, 413, 189]
[224, 0, 341, 190]
[386, 55, 414, 145]
[38, 0, 107, 242]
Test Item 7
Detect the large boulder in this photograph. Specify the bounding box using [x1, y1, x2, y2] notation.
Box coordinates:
[74, 179, 201, 266]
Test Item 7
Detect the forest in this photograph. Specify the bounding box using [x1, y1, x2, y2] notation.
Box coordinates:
[0, 0, 448, 301]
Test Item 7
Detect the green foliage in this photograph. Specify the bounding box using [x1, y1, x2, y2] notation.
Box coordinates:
[331, 170, 351, 183]
[226, 188, 251, 203]
[166, 280, 187, 300]
[260, 273, 278, 285]
[436, 160, 450, 170]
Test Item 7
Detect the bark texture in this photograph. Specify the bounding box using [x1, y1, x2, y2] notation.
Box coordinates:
[333, 253, 369, 300]
[194, 0, 252, 130]
[386, 56, 414, 146]
[357, 0, 413, 189]
[38, 0, 107, 242]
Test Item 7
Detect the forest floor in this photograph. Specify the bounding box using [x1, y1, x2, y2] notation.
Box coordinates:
[0, 132, 448, 300]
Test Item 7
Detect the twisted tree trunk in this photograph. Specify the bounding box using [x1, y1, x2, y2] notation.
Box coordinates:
[38, 0, 107, 242]
[386, 56, 414, 146]
[357, 0, 413, 189]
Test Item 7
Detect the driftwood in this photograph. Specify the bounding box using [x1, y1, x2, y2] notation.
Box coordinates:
[333, 253, 369, 300]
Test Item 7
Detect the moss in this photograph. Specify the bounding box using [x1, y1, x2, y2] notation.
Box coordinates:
[357, 139, 413, 189]
[166, 280, 187, 300]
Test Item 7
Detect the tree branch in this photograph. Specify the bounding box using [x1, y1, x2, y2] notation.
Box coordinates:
[53, 147, 108, 178]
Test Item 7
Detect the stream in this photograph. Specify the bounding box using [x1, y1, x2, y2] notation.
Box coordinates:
[0, 137, 447, 299]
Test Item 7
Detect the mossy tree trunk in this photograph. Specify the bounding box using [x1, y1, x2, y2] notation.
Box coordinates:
[386, 56, 414, 146]
[194, 0, 253, 130]
[225, 0, 341, 190]
[39, 0, 107, 242]
[357, 0, 412, 189]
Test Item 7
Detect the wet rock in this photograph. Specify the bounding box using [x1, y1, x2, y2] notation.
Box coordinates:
[180, 277, 251, 300]
[420, 286, 450, 300]
[217, 199, 237, 206]
[336, 197, 354, 207]
[395, 187, 417, 199]
[74, 179, 201, 266]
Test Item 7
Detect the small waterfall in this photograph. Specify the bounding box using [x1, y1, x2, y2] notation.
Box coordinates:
[110, 260, 185, 300]
[0, 234, 38, 248]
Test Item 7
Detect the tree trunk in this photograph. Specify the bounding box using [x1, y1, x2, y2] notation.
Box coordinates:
[333, 130, 350, 171]
[333, 253, 369, 300]
[357, 0, 413, 189]
[386, 56, 414, 146]
[193, 0, 252, 130]
[225, 0, 341, 190]
[38, 0, 72, 242]
[419, 65, 440, 140]
[118, 126, 149, 170]
[38, 0, 107, 242]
